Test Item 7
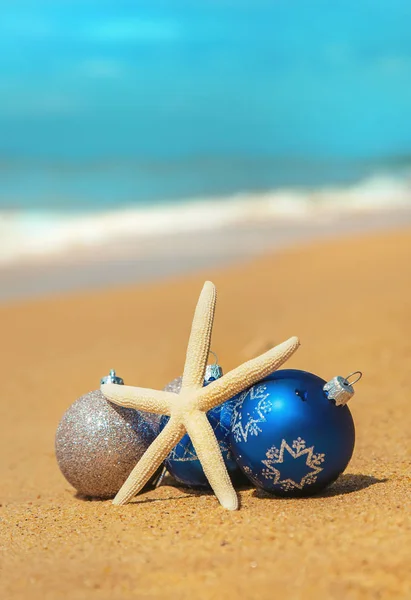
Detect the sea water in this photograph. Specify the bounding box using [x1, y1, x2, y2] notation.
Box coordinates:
[1, 0, 411, 262]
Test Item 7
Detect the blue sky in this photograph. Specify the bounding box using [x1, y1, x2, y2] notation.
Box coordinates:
[1, 0, 411, 160]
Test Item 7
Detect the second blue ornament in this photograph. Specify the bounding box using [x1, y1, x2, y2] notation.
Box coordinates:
[161, 362, 246, 488]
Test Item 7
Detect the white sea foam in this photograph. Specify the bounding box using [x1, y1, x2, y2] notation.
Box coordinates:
[1, 173, 410, 266]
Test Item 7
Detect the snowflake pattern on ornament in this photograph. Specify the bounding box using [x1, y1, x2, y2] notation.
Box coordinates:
[261, 438, 325, 491]
[168, 412, 232, 462]
[230, 385, 271, 443]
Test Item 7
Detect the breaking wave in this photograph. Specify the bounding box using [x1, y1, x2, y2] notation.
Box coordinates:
[1, 172, 410, 265]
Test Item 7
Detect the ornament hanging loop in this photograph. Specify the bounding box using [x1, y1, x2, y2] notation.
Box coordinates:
[344, 371, 362, 387]
[209, 350, 219, 365]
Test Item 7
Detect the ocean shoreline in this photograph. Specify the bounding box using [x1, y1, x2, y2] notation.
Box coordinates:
[2, 169, 411, 266]
[1, 204, 411, 303]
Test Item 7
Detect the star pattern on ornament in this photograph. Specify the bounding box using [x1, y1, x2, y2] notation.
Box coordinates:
[101, 281, 300, 510]
[261, 438, 325, 491]
[231, 384, 272, 443]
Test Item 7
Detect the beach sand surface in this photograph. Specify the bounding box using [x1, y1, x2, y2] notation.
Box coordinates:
[1, 229, 410, 599]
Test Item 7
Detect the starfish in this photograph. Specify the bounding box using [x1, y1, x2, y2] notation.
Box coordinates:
[101, 281, 300, 510]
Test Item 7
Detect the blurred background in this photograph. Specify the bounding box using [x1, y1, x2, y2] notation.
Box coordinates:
[1, 0, 411, 298]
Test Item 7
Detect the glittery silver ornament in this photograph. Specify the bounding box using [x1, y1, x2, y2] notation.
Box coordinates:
[55, 371, 161, 498]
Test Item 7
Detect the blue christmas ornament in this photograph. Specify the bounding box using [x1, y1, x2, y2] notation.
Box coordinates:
[161, 362, 247, 488]
[230, 369, 361, 497]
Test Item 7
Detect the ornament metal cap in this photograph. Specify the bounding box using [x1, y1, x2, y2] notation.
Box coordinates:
[100, 369, 124, 386]
[323, 371, 362, 406]
[205, 363, 223, 383]
[204, 351, 223, 383]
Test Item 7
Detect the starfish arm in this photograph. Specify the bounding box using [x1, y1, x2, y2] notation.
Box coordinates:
[184, 411, 238, 511]
[101, 384, 174, 415]
[198, 336, 300, 411]
[181, 281, 216, 391]
[113, 417, 186, 505]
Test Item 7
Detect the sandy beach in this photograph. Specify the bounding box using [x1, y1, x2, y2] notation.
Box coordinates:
[1, 227, 411, 599]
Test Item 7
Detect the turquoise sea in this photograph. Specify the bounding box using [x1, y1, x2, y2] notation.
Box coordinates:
[0, 0, 411, 261]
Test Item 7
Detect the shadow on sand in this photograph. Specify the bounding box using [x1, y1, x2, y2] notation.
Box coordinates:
[75, 473, 386, 506]
[252, 473, 387, 501]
